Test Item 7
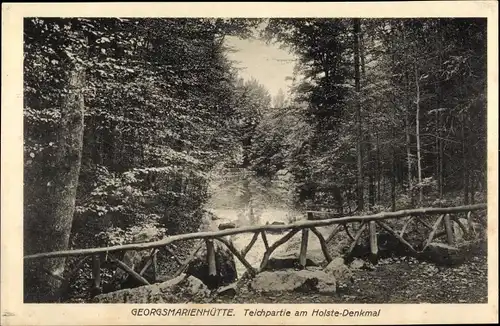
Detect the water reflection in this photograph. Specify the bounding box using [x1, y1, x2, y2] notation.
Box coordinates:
[210, 207, 302, 278]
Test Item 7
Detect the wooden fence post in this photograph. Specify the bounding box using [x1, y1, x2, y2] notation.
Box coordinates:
[466, 211, 475, 235]
[443, 214, 455, 245]
[299, 229, 309, 268]
[205, 239, 217, 276]
[299, 213, 313, 268]
[91, 254, 101, 295]
[152, 250, 157, 282]
[369, 221, 378, 259]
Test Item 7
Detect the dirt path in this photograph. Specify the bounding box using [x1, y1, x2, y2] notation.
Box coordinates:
[210, 254, 488, 304]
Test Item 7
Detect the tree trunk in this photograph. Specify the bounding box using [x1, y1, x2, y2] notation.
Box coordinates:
[434, 88, 443, 201]
[241, 127, 254, 209]
[354, 18, 364, 212]
[360, 22, 367, 83]
[402, 26, 412, 198]
[391, 107, 397, 212]
[376, 132, 381, 204]
[436, 20, 444, 200]
[466, 113, 475, 204]
[405, 103, 412, 196]
[461, 115, 470, 205]
[436, 110, 443, 199]
[368, 158, 375, 209]
[415, 64, 423, 205]
[470, 172, 476, 204]
[367, 138, 376, 209]
[24, 32, 86, 303]
[439, 123, 444, 197]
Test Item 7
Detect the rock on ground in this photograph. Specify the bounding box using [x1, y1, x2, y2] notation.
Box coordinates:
[324, 257, 354, 286]
[454, 218, 481, 242]
[93, 274, 210, 303]
[421, 240, 484, 266]
[211, 253, 487, 304]
[269, 231, 328, 270]
[216, 283, 238, 297]
[349, 258, 365, 270]
[265, 252, 321, 271]
[250, 269, 336, 294]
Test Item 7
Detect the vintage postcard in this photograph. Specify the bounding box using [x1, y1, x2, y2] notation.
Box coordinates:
[1, 1, 498, 325]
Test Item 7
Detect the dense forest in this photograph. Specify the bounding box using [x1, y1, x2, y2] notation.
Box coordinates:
[23, 18, 487, 302]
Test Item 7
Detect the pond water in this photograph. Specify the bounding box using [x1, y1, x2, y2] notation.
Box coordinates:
[208, 207, 303, 278]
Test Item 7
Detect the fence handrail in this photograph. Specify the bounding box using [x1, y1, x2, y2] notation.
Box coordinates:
[24, 203, 487, 261]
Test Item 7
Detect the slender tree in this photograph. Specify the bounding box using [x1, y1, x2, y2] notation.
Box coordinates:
[354, 18, 364, 211]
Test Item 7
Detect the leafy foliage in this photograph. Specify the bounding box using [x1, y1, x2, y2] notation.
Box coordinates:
[262, 18, 486, 211]
[24, 18, 487, 303]
[24, 18, 262, 252]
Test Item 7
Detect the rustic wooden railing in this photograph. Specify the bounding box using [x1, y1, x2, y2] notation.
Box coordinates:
[24, 203, 487, 296]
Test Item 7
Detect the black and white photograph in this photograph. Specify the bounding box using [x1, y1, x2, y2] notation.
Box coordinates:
[1, 2, 498, 325]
